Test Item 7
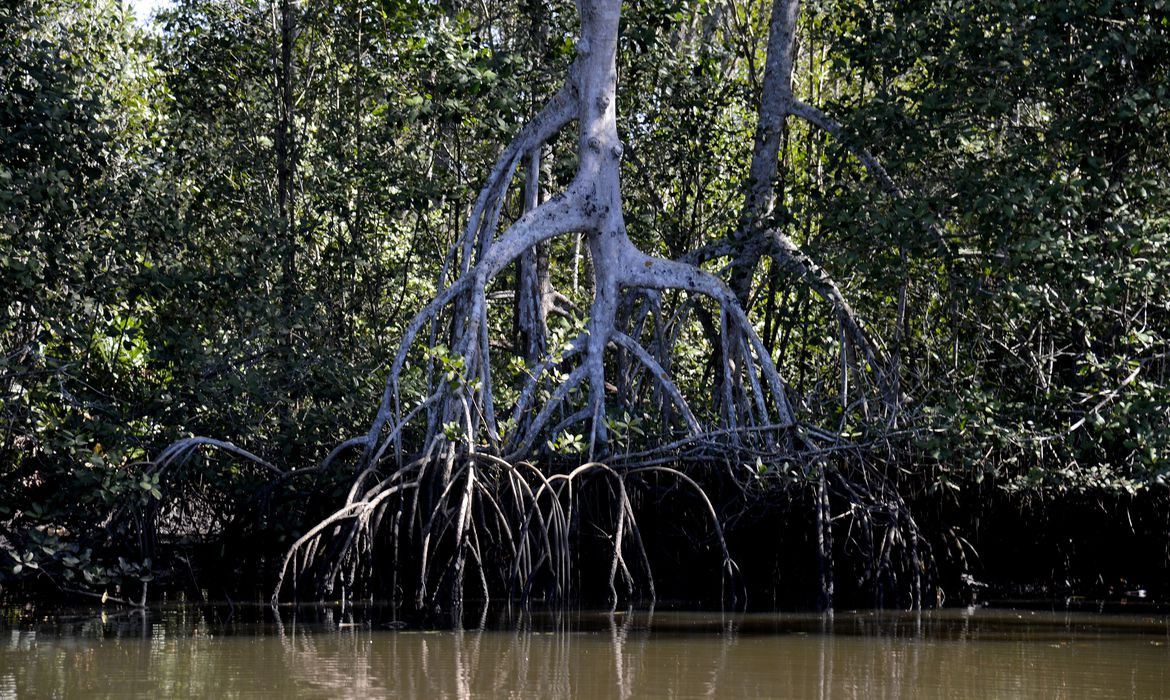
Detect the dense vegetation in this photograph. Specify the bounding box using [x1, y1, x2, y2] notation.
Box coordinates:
[2, 0, 1168, 609]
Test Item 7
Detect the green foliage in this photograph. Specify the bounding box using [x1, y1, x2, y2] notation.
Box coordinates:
[825, 0, 1170, 490]
[547, 430, 586, 455]
[2, 0, 1168, 599]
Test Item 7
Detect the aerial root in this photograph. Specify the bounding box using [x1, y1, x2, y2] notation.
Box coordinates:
[147, 436, 283, 479]
[123, 436, 323, 567]
[807, 450, 931, 610]
[138, 0, 923, 615]
[268, 452, 737, 611]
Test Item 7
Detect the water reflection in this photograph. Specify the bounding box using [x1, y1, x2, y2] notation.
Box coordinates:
[1, 607, 1168, 698]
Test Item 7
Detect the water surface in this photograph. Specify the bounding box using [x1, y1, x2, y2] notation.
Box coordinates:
[2, 606, 1168, 698]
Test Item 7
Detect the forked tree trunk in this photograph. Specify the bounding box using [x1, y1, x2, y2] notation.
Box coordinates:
[159, 0, 930, 613]
[713, 0, 951, 416]
[356, 0, 796, 464]
[729, 0, 800, 307]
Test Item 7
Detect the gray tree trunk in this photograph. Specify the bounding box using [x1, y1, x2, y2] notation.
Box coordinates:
[715, 0, 919, 414]
[360, 0, 795, 464]
[515, 148, 549, 364]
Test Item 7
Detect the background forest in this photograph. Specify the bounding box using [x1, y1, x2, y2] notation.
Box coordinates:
[2, 0, 1168, 607]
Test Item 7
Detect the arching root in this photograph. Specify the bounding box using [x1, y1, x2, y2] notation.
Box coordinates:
[269, 452, 739, 612]
[141, 0, 920, 614]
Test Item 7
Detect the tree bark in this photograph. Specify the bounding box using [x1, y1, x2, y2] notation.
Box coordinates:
[716, 0, 903, 412]
[729, 0, 800, 307]
[362, 0, 795, 464]
[515, 148, 550, 364]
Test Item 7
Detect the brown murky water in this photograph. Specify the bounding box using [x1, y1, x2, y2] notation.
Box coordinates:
[2, 606, 1169, 698]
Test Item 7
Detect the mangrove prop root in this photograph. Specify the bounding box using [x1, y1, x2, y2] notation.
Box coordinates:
[268, 453, 737, 611]
[359, 0, 803, 468]
[142, 0, 926, 614]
